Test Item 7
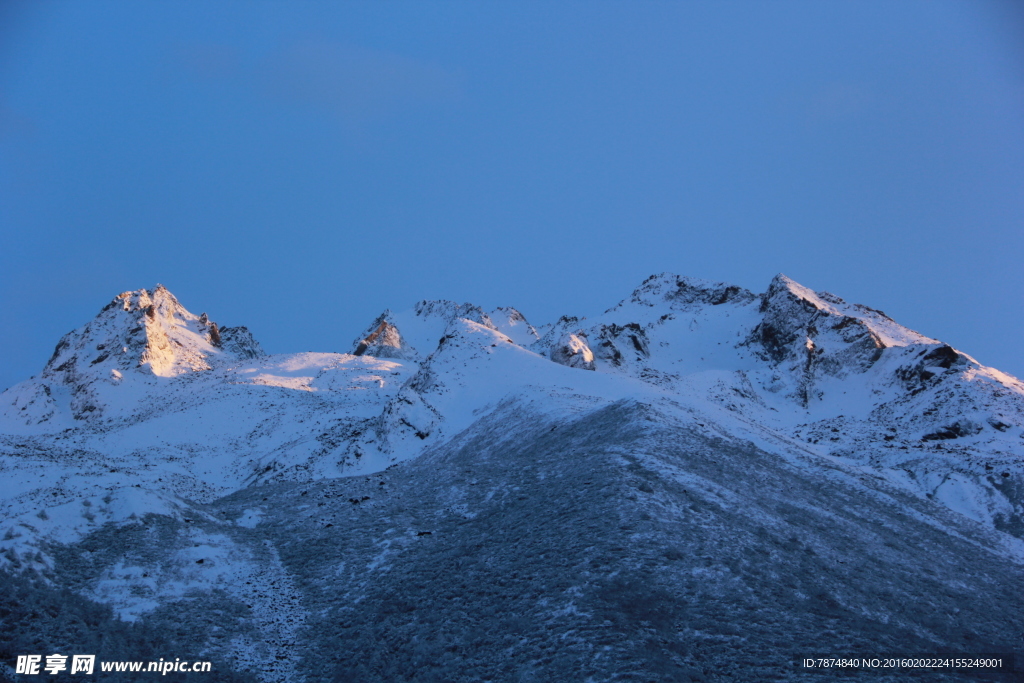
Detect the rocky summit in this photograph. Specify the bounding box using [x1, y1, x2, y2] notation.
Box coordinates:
[1, 274, 1022, 682]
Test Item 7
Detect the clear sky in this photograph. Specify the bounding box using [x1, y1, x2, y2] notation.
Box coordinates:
[1, 1, 1022, 391]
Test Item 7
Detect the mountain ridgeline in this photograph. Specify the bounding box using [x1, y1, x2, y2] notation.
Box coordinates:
[1, 274, 1022, 682]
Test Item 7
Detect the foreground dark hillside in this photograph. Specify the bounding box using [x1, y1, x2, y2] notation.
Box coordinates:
[17, 400, 1020, 682]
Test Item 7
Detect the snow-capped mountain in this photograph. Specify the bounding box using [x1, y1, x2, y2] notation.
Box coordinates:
[1, 275, 1021, 681]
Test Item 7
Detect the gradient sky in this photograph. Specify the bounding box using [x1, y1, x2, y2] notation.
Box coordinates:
[1, 1, 1022, 391]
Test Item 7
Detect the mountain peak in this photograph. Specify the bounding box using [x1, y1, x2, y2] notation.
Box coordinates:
[759, 274, 936, 349]
[488, 306, 540, 346]
[40, 286, 261, 417]
[763, 273, 847, 314]
[352, 310, 414, 359]
[413, 300, 495, 329]
[619, 273, 757, 311]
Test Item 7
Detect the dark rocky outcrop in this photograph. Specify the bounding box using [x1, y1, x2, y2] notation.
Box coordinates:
[220, 326, 265, 359]
[621, 273, 757, 310]
[593, 323, 650, 368]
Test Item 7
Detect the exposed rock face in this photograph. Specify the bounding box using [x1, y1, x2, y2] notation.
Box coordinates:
[748, 274, 939, 404]
[593, 322, 650, 368]
[550, 332, 596, 370]
[37, 286, 205, 419]
[352, 313, 411, 359]
[895, 343, 968, 392]
[618, 273, 757, 310]
[533, 316, 596, 371]
[43, 285, 249, 383]
[33, 285, 261, 419]
[413, 300, 495, 329]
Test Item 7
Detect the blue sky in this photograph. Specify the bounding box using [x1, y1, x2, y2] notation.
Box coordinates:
[1, 1, 1022, 390]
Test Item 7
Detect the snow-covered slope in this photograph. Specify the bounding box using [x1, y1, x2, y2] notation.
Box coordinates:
[571, 273, 1024, 537]
[1, 275, 1022, 681]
